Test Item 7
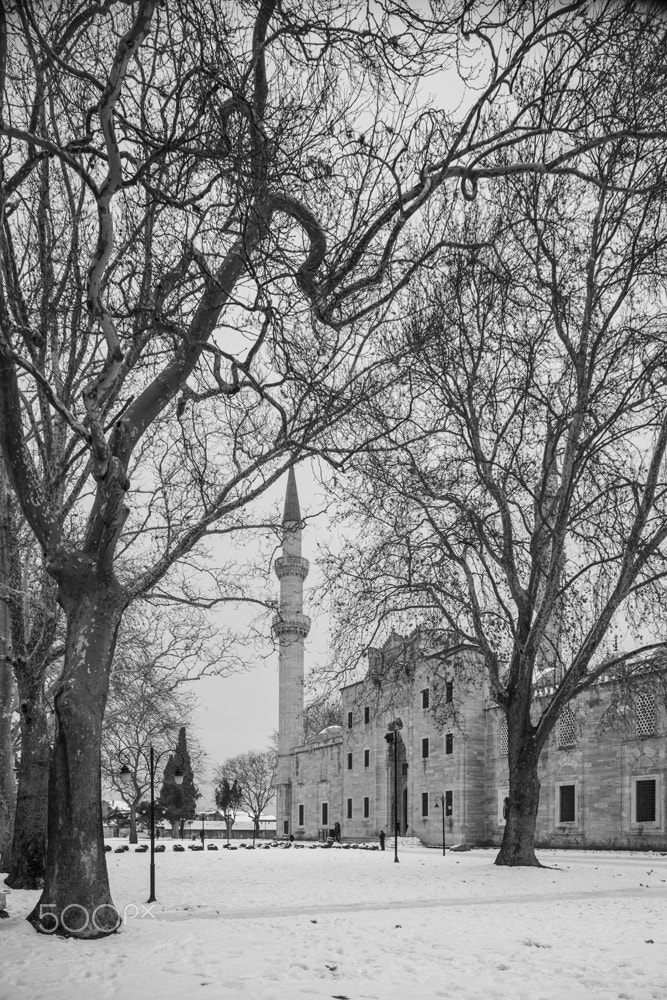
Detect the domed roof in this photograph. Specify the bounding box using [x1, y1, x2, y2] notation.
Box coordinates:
[318, 724, 342, 738]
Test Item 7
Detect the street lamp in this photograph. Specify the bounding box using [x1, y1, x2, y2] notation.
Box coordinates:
[384, 718, 403, 864]
[118, 745, 184, 903]
[434, 794, 446, 856]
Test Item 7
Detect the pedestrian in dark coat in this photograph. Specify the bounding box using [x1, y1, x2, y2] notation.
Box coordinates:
[379, 830, 385, 851]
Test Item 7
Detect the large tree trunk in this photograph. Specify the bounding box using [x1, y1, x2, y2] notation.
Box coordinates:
[27, 567, 126, 938]
[0, 651, 15, 871]
[170, 819, 179, 839]
[0, 467, 16, 870]
[5, 667, 50, 888]
[495, 743, 543, 867]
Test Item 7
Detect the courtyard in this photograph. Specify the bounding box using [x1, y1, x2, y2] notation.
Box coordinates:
[2, 841, 666, 1000]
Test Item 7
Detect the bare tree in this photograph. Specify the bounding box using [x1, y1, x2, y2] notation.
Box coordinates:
[101, 627, 196, 843]
[1, 0, 666, 935]
[303, 696, 343, 742]
[1, 476, 61, 888]
[322, 147, 667, 865]
[216, 748, 276, 845]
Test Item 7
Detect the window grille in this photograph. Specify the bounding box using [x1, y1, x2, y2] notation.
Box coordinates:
[421, 688, 430, 709]
[298, 804, 304, 827]
[422, 737, 429, 759]
[421, 792, 429, 817]
[347, 798, 352, 819]
[321, 802, 328, 827]
[558, 709, 576, 748]
[347, 752, 352, 770]
[363, 796, 370, 818]
[500, 718, 508, 756]
[636, 779, 656, 823]
[445, 681, 453, 703]
[636, 694, 657, 738]
[364, 748, 370, 767]
[364, 706, 370, 724]
[445, 733, 453, 755]
[445, 790, 453, 816]
[347, 711, 353, 729]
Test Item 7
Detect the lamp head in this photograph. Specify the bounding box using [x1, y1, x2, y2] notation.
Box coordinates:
[174, 767, 184, 786]
[118, 763, 132, 789]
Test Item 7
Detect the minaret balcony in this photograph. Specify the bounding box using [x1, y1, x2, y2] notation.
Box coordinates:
[272, 611, 311, 638]
[274, 555, 310, 581]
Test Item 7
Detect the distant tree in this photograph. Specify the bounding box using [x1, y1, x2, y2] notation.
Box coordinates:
[303, 697, 343, 742]
[157, 727, 198, 839]
[215, 777, 243, 846]
[216, 750, 277, 844]
[101, 648, 193, 843]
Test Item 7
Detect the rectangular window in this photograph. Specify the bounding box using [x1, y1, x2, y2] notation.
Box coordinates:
[421, 688, 430, 709]
[364, 706, 370, 724]
[321, 802, 328, 827]
[421, 792, 429, 817]
[283, 819, 289, 835]
[347, 798, 352, 820]
[445, 733, 453, 755]
[446, 681, 453, 703]
[636, 695, 657, 738]
[363, 796, 370, 818]
[558, 784, 576, 823]
[298, 804, 304, 827]
[347, 752, 352, 770]
[422, 737, 429, 759]
[558, 709, 576, 748]
[500, 718, 508, 756]
[347, 711, 353, 729]
[445, 790, 453, 816]
[364, 748, 370, 767]
[636, 779, 657, 823]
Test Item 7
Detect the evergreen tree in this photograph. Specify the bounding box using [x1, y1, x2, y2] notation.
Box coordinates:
[215, 778, 243, 846]
[157, 728, 198, 838]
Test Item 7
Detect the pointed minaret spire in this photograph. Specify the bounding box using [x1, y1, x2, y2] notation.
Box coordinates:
[274, 467, 310, 837]
[283, 465, 301, 525]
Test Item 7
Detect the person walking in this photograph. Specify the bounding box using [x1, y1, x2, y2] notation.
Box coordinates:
[379, 829, 385, 851]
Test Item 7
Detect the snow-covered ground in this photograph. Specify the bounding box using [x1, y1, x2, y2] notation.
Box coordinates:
[2, 839, 667, 1000]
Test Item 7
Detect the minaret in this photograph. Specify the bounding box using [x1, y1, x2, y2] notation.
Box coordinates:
[273, 467, 310, 836]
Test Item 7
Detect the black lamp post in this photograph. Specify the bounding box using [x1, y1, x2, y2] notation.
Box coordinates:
[434, 794, 446, 856]
[118, 745, 184, 903]
[384, 718, 403, 864]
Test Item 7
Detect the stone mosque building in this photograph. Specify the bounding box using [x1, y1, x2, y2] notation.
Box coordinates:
[273, 471, 667, 850]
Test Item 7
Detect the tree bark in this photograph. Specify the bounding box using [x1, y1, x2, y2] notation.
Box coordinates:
[0, 653, 15, 870]
[26, 563, 126, 938]
[4, 666, 50, 888]
[495, 743, 543, 867]
[170, 819, 179, 839]
[0, 465, 16, 870]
